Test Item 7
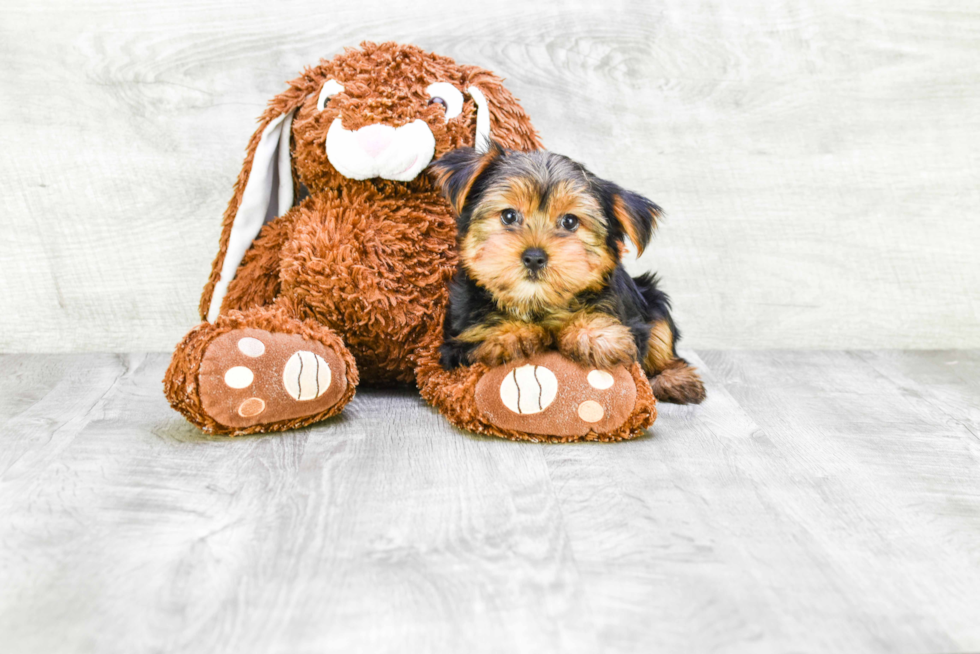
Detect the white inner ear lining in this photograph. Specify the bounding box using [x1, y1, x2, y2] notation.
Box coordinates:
[208, 110, 295, 323]
[466, 86, 491, 153]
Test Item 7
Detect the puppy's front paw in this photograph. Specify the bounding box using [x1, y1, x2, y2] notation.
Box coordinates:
[558, 314, 637, 370]
[469, 322, 551, 367]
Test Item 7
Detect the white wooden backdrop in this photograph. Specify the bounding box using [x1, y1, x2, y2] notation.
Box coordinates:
[1, 0, 978, 352]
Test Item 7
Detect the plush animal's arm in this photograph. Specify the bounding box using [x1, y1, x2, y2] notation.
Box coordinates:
[217, 208, 300, 314]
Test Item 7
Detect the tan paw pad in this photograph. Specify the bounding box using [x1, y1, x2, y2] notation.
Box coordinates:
[499, 364, 558, 414]
[238, 397, 266, 417]
[237, 337, 266, 357]
[224, 366, 254, 389]
[587, 370, 615, 389]
[282, 351, 331, 401]
[577, 400, 604, 423]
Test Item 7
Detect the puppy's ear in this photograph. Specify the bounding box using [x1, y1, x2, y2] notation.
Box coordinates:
[429, 141, 504, 215]
[596, 180, 663, 256]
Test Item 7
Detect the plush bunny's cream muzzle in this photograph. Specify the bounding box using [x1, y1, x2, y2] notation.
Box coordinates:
[325, 118, 435, 182]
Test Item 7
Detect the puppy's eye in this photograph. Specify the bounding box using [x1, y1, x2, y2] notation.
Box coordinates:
[560, 214, 580, 231]
[501, 209, 520, 226]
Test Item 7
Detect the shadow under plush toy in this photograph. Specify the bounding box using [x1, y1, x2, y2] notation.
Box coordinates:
[164, 41, 669, 442]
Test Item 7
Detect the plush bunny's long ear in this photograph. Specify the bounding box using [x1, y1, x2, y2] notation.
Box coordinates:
[205, 111, 295, 322]
[198, 82, 311, 322]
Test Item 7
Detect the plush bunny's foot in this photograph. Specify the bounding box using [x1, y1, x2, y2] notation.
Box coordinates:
[198, 328, 349, 430]
[474, 351, 641, 438]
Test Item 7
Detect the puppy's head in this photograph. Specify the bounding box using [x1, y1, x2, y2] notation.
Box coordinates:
[430, 143, 663, 314]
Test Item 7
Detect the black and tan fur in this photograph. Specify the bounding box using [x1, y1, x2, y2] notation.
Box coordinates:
[430, 143, 705, 404]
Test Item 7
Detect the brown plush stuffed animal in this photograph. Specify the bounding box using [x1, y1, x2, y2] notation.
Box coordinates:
[164, 42, 657, 442]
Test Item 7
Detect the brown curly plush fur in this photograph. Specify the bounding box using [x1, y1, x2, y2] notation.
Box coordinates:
[163, 42, 657, 441]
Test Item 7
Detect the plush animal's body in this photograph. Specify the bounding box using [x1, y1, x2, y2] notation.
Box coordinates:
[226, 185, 456, 384]
[164, 42, 659, 441]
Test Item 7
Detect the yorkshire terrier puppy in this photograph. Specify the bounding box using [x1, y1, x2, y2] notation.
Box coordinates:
[429, 142, 705, 404]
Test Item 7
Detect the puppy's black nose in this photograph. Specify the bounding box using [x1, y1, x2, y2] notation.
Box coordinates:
[521, 248, 548, 272]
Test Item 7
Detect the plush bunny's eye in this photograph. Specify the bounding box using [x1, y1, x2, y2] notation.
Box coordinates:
[317, 79, 344, 111]
[425, 82, 463, 121]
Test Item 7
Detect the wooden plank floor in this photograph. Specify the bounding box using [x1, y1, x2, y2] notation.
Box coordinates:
[1, 350, 978, 653]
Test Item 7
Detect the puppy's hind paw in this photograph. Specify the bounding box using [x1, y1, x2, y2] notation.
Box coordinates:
[650, 359, 706, 404]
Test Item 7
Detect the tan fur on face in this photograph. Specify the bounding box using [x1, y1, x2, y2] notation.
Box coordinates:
[459, 320, 552, 367]
[461, 169, 615, 317]
[557, 312, 638, 370]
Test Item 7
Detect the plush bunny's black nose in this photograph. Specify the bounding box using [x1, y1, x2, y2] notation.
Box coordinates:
[521, 248, 548, 272]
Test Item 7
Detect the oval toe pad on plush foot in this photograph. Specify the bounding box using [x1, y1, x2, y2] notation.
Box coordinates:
[475, 351, 637, 437]
[198, 328, 347, 429]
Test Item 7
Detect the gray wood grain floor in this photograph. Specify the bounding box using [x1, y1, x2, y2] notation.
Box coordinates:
[1, 350, 979, 653]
